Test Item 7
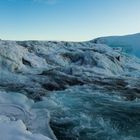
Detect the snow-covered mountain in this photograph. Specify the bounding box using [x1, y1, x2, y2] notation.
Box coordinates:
[92, 33, 140, 57]
[0, 38, 140, 140]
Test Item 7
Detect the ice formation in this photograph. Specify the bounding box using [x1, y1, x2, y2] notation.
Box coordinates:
[0, 34, 140, 140]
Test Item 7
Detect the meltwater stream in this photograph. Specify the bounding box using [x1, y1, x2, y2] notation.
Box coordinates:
[34, 84, 140, 140]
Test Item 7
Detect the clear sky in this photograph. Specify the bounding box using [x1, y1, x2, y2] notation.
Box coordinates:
[0, 0, 140, 41]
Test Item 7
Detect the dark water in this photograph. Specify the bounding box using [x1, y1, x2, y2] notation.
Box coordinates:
[42, 85, 140, 140]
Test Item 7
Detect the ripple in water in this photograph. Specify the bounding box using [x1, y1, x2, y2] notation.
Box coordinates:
[41, 85, 140, 140]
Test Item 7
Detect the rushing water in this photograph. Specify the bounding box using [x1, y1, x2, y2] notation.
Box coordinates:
[37, 85, 140, 140]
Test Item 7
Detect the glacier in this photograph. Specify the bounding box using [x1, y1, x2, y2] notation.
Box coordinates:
[92, 33, 140, 57]
[0, 34, 140, 140]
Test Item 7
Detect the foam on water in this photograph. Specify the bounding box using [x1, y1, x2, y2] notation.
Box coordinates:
[32, 85, 140, 140]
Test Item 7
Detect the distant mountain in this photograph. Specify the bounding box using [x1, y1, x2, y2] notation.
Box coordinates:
[92, 33, 140, 57]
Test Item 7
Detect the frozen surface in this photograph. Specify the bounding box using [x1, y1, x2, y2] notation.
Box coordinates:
[92, 33, 140, 57]
[0, 91, 56, 140]
[0, 116, 51, 140]
[0, 37, 140, 140]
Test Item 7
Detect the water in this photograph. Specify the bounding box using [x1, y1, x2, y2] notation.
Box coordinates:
[41, 85, 140, 140]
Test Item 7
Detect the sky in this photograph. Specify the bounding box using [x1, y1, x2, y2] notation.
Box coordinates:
[0, 0, 140, 41]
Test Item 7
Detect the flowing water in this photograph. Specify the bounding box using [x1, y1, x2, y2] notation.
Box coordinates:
[40, 84, 140, 140]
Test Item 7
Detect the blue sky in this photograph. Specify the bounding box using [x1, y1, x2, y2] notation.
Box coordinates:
[0, 0, 140, 41]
